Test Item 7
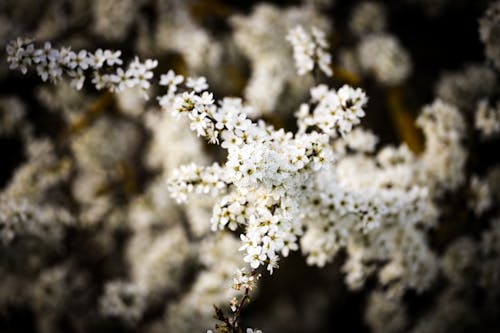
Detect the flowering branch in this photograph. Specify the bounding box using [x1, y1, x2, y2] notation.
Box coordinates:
[6, 38, 157, 99]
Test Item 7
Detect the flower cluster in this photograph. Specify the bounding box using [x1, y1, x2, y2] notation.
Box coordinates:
[6, 38, 157, 98]
[296, 84, 368, 136]
[417, 99, 467, 194]
[169, 163, 228, 204]
[475, 99, 500, 139]
[357, 34, 412, 85]
[166, 75, 340, 275]
[435, 64, 497, 111]
[0, 140, 72, 245]
[468, 175, 492, 216]
[286, 25, 333, 76]
[230, 4, 329, 115]
[99, 281, 146, 324]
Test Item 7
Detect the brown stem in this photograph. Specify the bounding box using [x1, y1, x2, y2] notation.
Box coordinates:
[231, 287, 250, 330]
[58, 91, 113, 145]
[387, 86, 424, 154]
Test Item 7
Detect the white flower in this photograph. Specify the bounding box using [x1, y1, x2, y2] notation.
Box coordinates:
[103, 50, 123, 66]
[159, 69, 184, 87]
[189, 111, 208, 136]
[92, 72, 107, 90]
[89, 49, 106, 68]
[311, 84, 329, 102]
[200, 91, 214, 105]
[266, 251, 279, 274]
[244, 245, 266, 269]
[221, 131, 243, 149]
[36, 62, 50, 82]
[233, 268, 261, 291]
[128, 64, 153, 90]
[110, 68, 130, 92]
[69, 69, 85, 90]
[144, 59, 158, 70]
[239, 234, 256, 252]
[67, 50, 90, 70]
[33, 42, 55, 63]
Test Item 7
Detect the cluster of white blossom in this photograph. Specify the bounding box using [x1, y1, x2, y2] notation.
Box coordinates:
[417, 99, 467, 194]
[469, 175, 493, 216]
[155, 0, 224, 77]
[306, 98, 468, 295]
[165, 75, 342, 276]
[6, 38, 157, 98]
[296, 84, 367, 136]
[0, 140, 73, 245]
[475, 99, 500, 139]
[230, 4, 329, 115]
[435, 64, 498, 111]
[340, 127, 379, 153]
[98, 226, 192, 325]
[286, 25, 332, 76]
[70, 116, 141, 225]
[100, 280, 147, 324]
[337, 2, 412, 87]
[164, 79, 378, 278]
[129, 227, 191, 296]
[162, 61, 453, 304]
[357, 34, 412, 86]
